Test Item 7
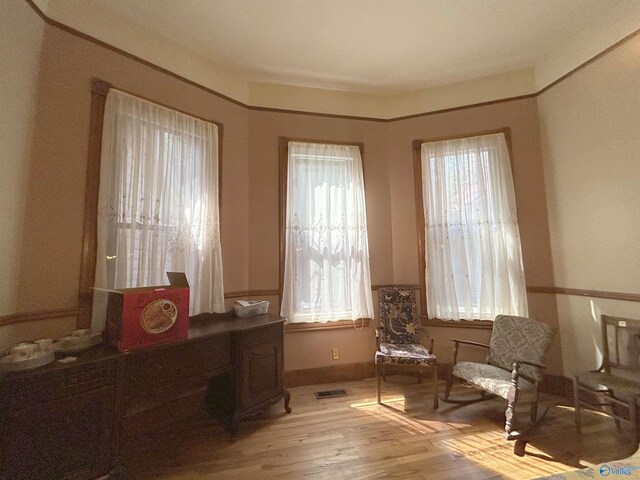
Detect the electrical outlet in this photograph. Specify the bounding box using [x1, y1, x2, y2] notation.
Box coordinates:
[332, 348, 339, 360]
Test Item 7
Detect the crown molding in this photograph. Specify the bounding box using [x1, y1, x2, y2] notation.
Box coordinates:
[25, 0, 640, 121]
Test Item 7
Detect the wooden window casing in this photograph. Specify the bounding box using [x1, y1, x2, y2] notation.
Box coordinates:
[77, 78, 223, 328]
[278, 137, 369, 331]
[412, 127, 514, 330]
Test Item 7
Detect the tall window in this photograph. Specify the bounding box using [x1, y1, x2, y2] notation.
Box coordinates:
[94, 89, 224, 316]
[280, 140, 374, 323]
[417, 131, 527, 321]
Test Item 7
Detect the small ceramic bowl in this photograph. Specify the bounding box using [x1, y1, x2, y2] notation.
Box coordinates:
[11, 343, 38, 358]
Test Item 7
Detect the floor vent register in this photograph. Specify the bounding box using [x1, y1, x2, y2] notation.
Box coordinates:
[314, 389, 347, 399]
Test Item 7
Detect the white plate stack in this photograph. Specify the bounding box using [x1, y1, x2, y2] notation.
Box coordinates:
[52, 330, 103, 354]
[1, 341, 55, 372]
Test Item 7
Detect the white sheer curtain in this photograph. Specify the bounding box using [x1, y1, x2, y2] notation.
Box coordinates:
[94, 89, 224, 317]
[421, 133, 528, 321]
[281, 142, 374, 323]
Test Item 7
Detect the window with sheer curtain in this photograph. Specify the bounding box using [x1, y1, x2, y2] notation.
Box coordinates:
[419, 132, 528, 321]
[94, 89, 224, 317]
[280, 141, 374, 323]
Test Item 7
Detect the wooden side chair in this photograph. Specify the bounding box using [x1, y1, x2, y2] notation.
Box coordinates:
[573, 315, 640, 447]
[442, 314, 555, 455]
[374, 287, 438, 409]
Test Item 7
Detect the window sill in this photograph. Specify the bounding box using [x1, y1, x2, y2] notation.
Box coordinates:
[420, 316, 493, 329]
[285, 318, 370, 332]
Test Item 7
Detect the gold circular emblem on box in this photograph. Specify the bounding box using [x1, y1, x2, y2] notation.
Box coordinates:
[141, 299, 178, 334]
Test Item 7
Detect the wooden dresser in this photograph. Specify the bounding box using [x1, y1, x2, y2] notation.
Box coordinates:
[0, 314, 289, 480]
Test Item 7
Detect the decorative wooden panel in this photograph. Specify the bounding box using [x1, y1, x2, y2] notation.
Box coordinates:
[241, 338, 283, 410]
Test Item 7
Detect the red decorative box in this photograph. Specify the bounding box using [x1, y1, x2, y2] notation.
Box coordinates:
[104, 273, 190, 352]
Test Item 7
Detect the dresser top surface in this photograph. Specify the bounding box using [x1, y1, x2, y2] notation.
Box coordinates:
[188, 312, 286, 338]
[1, 314, 285, 380]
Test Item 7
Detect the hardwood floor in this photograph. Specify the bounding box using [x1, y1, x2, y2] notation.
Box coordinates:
[123, 377, 636, 479]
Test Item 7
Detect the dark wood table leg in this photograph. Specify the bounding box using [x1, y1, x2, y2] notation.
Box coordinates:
[230, 414, 240, 440]
[284, 388, 292, 413]
[432, 365, 439, 409]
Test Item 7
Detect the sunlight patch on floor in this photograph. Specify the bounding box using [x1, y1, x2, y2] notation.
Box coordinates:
[349, 396, 405, 407]
[556, 403, 613, 419]
[436, 433, 577, 480]
[350, 395, 471, 436]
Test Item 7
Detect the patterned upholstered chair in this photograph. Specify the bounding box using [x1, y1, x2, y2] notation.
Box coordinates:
[443, 314, 555, 454]
[375, 287, 438, 408]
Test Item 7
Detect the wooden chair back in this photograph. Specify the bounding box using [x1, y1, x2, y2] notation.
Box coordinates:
[487, 315, 555, 383]
[377, 287, 419, 345]
[601, 315, 640, 378]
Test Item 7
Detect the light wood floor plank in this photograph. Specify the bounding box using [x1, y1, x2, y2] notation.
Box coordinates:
[123, 377, 635, 479]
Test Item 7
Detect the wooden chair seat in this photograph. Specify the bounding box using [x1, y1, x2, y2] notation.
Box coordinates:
[375, 342, 437, 366]
[575, 371, 640, 402]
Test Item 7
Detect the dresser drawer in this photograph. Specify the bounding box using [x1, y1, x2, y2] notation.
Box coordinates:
[239, 323, 282, 348]
[0, 360, 117, 413]
[124, 335, 230, 392]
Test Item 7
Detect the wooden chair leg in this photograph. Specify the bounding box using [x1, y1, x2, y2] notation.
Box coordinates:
[432, 366, 439, 409]
[376, 363, 381, 404]
[530, 399, 538, 424]
[610, 396, 622, 430]
[573, 377, 582, 434]
[505, 400, 516, 438]
[514, 439, 527, 457]
[382, 364, 386, 382]
[630, 396, 639, 447]
[443, 366, 453, 400]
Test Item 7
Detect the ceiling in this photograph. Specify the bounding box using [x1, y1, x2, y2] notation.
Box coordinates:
[32, 0, 639, 117]
[86, 0, 622, 95]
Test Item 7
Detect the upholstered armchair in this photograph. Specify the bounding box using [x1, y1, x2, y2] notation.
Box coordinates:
[374, 287, 438, 408]
[443, 314, 555, 454]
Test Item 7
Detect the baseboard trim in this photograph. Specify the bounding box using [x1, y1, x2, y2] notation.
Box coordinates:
[285, 362, 375, 387]
[284, 362, 573, 399]
[284, 361, 451, 388]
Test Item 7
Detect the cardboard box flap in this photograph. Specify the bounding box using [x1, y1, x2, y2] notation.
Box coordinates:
[167, 272, 189, 288]
[93, 272, 189, 294]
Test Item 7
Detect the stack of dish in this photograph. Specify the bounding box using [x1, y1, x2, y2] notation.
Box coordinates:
[52, 329, 103, 354]
[0, 340, 55, 372]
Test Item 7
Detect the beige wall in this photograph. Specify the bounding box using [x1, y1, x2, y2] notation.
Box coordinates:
[537, 34, 640, 375]
[0, 21, 250, 352]
[0, 0, 44, 315]
[1, 13, 562, 374]
[16, 25, 251, 314]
